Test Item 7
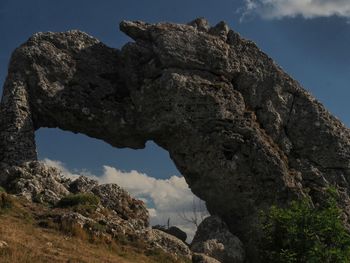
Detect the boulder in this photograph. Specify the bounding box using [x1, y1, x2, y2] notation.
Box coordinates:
[153, 225, 187, 243]
[92, 184, 149, 228]
[192, 253, 221, 263]
[59, 212, 95, 231]
[69, 176, 98, 194]
[3, 161, 70, 204]
[52, 208, 147, 241]
[191, 216, 245, 263]
[144, 229, 192, 260]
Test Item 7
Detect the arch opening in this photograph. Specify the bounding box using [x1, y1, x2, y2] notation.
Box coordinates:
[36, 127, 209, 241]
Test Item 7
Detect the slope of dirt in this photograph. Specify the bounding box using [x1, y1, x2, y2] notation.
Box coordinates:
[0, 193, 190, 263]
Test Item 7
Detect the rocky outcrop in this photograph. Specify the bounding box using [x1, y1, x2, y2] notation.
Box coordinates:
[1, 161, 150, 228]
[55, 210, 191, 259]
[92, 184, 149, 227]
[144, 229, 192, 260]
[191, 216, 245, 263]
[55, 207, 146, 239]
[2, 161, 71, 204]
[153, 225, 187, 243]
[192, 253, 221, 263]
[2, 18, 350, 261]
[69, 176, 98, 194]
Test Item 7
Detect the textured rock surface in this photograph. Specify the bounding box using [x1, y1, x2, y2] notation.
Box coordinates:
[54, 207, 146, 239]
[59, 212, 96, 230]
[153, 225, 187, 243]
[92, 183, 149, 227]
[0, 241, 9, 249]
[144, 229, 192, 259]
[191, 216, 245, 263]
[3, 161, 71, 203]
[69, 176, 98, 194]
[2, 18, 350, 261]
[192, 253, 221, 263]
[1, 161, 149, 228]
[55, 211, 190, 258]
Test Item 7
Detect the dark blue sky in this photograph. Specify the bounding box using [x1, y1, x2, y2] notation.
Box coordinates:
[1, 0, 350, 178]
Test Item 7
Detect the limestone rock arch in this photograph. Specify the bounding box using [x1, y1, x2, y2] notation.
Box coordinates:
[2, 18, 350, 260]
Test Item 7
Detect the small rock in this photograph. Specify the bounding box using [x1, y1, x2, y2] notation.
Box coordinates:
[59, 212, 95, 230]
[69, 176, 98, 194]
[46, 241, 53, 247]
[0, 240, 9, 249]
[153, 225, 187, 243]
[192, 253, 221, 263]
[144, 229, 192, 259]
[188, 18, 210, 32]
[191, 216, 245, 263]
[209, 21, 230, 40]
[92, 184, 149, 228]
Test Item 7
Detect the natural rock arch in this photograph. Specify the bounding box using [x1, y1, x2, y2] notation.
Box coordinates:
[2, 18, 350, 261]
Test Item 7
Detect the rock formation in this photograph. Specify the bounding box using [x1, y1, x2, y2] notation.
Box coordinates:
[153, 225, 188, 243]
[192, 253, 221, 263]
[191, 216, 245, 263]
[2, 18, 350, 261]
[144, 229, 192, 259]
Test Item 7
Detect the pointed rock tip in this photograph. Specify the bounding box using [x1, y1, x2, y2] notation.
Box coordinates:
[187, 17, 210, 32]
[119, 20, 151, 41]
[208, 21, 230, 40]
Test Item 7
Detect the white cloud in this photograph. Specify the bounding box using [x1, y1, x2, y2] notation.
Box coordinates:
[42, 158, 80, 179]
[241, 0, 350, 20]
[42, 159, 209, 242]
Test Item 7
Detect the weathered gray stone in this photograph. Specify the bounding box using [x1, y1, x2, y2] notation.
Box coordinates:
[1, 18, 350, 261]
[92, 183, 149, 228]
[144, 229, 192, 259]
[69, 176, 98, 194]
[57, 210, 141, 241]
[153, 225, 187, 243]
[192, 253, 221, 263]
[0, 240, 9, 249]
[191, 216, 245, 263]
[59, 212, 96, 230]
[3, 161, 71, 204]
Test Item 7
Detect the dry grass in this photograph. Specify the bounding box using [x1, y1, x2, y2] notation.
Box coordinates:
[0, 194, 190, 263]
[0, 214, 149, 263]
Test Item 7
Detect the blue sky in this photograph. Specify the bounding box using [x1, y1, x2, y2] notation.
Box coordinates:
[1, 0, 350, 236]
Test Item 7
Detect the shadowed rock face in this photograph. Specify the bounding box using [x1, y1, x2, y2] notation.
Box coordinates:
[1, 18, 350, 261]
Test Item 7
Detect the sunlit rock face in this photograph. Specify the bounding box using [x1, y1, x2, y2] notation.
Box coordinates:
[2, 18, 350, 261]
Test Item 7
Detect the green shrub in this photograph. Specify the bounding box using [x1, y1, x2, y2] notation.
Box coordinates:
[57, 193, 100, 208]
[0, 186, 6, 193]
[259, 189, 350, 263]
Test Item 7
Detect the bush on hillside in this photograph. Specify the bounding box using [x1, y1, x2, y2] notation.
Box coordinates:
[260, 188, 350, 263]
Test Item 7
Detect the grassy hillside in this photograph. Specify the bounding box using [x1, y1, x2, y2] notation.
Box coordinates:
[0, 192, 190, 263]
